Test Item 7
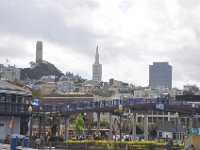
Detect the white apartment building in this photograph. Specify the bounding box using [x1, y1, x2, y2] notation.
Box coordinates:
[0, 64, 20, 81]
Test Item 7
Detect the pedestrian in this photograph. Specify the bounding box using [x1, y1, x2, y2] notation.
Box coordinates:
[35, 137, 41, 149]
[166, 138, 173, 150]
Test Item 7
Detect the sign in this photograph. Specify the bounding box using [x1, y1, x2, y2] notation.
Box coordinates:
[189, 128, 199, 135]
[156, 104, 164, 110]
[33, 99, 39, 106]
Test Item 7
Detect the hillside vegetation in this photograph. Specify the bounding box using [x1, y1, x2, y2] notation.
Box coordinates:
[21, 61, 63, 80]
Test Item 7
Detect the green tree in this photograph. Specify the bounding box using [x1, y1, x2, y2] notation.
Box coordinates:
[74, 113, 84, 139]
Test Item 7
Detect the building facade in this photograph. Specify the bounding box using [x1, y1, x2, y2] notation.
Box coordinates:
[0, 64, 21, 81]
[149, 62, 172, 88]
[92, 46, 102, 82]
[0, 80, 32, 141]
[36, 41, 43, 63]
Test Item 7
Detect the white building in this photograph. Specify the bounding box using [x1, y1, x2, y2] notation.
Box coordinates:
[57, 81, 75, 93]
[0, 64, 20, 81]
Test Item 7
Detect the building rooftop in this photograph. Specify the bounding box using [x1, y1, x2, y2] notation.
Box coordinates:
[0, 80, 32, 95]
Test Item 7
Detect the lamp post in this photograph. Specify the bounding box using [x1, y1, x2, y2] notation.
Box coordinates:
[28, 105, 33, 140]
[174, 112, 179, 143]
[192, 104, 196, 128]
[118, 104, 123, 142]
[127, 114, 132, 141]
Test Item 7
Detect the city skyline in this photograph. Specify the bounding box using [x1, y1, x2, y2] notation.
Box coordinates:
[0, 0, 200, 88]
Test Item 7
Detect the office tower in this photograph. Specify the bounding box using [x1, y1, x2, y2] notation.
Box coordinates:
[36, 41, 43, 63]
[92, 46, 102, 82]
[149, 62, 172, 88]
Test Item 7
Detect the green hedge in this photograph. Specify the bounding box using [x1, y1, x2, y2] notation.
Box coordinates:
[64, 140, 164, 145]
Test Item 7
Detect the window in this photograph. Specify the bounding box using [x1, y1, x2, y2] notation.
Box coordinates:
[17, 96, 22, 104]
[6, 95, 12, 103]
[159, 132, 162, 137]
[173, 133, 176, 139]
[0, 94, 6, 102]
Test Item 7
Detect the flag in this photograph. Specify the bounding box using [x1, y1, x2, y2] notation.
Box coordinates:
[9, 118, 13, 129]
[25, 82, 36, 90]
[33, 99, 39, 106]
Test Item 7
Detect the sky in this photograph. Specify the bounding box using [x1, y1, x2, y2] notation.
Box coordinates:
[0, 0, 200, 88]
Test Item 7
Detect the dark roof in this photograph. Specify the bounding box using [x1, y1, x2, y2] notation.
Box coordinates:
[157, 120, 185, 133]
[176, 95, 200, 102]
[0, 80, 32, 95]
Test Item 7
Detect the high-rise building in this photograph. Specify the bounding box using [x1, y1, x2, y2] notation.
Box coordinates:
[92, 46, 102, 82]
[36, 41, 43, 63]
[149, 62, 172, 88]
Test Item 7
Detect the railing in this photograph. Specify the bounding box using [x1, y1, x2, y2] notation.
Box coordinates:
[29, 98, 200, 114]
[0, 102, 31, 115]
[59, 98, 170, 111]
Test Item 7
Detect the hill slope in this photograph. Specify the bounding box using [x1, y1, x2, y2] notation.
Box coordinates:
[21, 62, 63, 80]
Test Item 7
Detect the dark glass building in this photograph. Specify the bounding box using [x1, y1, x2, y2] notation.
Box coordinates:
[149, 62, 172, 88]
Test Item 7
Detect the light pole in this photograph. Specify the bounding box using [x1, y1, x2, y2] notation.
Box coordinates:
[174, 112, 179, 143]
[28, 105, 33, 141]
[127, 114, 132, 141]
[118, 104, 123, 142]
[192, 104, 196, 128]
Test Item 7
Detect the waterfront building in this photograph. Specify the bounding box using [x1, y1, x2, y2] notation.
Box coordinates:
[0, 80, 32, 141]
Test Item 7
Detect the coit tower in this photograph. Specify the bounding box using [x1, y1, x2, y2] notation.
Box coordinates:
[36, 41, 43, 63]
[92, 46, 102, 82]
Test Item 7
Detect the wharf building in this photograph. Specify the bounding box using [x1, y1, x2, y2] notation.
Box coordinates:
[0, 80, 32, 141]
[92, 46, 102, 82]
[149, 62, 172, 88]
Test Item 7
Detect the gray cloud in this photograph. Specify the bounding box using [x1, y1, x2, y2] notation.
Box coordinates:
[0, 0, 200, 87]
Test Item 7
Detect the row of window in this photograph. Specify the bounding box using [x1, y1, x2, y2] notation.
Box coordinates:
[0, 94, 32, 104]
[0, 103, 31, 114]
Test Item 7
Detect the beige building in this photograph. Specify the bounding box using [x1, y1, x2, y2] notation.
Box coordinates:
[92, 46, 102, 82]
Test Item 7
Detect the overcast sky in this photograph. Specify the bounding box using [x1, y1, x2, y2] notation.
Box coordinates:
[0, 0, 200, 88]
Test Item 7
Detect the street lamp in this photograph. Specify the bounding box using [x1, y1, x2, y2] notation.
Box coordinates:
[192, 104, 196, 128]
[127, 114, 132, 141]
[28, 105, 33, 140]
[118, 104, 123, 142]
[174, 112, 179, 143]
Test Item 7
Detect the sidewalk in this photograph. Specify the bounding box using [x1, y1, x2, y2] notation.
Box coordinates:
[0, 143, 10, 150]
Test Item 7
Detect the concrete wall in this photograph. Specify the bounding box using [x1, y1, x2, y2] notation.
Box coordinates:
[0, 116, 20, 140]
[184, 135, 200, 149]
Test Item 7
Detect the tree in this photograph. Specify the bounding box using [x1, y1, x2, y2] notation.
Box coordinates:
[74, 113, 84, 139]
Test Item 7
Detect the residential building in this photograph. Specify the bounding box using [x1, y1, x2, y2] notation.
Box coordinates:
[0, 64, 20, 81]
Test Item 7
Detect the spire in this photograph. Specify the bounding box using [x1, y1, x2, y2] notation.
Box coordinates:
[95, 45, 99, 64]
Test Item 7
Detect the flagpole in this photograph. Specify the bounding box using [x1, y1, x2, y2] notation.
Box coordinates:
[10, 116, 14, 135]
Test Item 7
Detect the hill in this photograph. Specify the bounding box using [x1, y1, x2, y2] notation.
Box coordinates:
[21, 61, 63, 80]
